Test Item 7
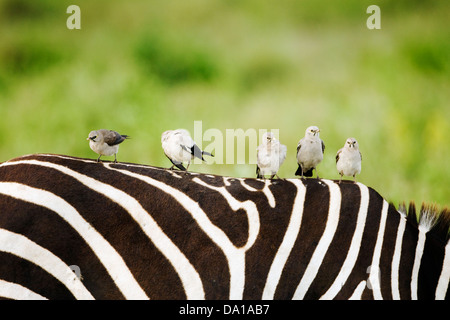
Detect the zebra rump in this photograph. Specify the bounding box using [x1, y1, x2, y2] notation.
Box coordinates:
[0, 154, 448, 300]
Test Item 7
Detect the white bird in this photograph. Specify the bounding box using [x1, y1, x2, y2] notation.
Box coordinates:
[161, 129, 213, 172]
[295, 125, 325, 179]
[256, 132, 287, 180]
[87, 129, 129, 163]
[336, 137, 362, 183]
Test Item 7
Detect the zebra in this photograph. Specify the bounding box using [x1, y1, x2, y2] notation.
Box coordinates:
[0, 154, 448, 300]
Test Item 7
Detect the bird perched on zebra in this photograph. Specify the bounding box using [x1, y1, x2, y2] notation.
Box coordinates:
[256, 132, 287, 180]
[161, 129, 213, 172]
[336, 137, 362, 183]
[87, 129, 129, 163]
[295, 125, 325, 179]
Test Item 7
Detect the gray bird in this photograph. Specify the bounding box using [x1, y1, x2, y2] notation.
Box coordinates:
[161, 129, 213, 172]
[87, 129, 129, 163]
[256, 132, 287, 180]
[295, 125, 325, 179]
[336, 137, 362, 183]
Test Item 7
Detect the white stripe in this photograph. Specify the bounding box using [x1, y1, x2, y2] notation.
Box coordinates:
[105, 163, 257, 299]
[240, 180, 258, 192]
[367, 200, 389, 300]
[191, 177, 260, 299]
[103, 165, 228, 299]
[391, 211, 407, 300]
[411, 230, 427, 300]
[0, 279, 47, 300]
[262, 179, 306, 299]
[348, 281, 366, 300]
[262, 180, 276, 208]
[435, 240, 450, 299]
[292, 179, 341, 299]
[8, 160, 205, 299]
[0, 162, 152, 299]
[320, 183, 370, 300]
[240, 180, 276, 208]
[192, 178, 260, 251]
[0, 228, 93, 300]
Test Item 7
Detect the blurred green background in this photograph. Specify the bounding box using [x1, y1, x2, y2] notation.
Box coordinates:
[0, 0, 448, 209]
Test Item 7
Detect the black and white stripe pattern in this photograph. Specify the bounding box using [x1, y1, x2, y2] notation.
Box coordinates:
[0, 154, 448, 300]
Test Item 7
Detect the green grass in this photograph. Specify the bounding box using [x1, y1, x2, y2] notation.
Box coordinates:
[0, 0, 448, 209]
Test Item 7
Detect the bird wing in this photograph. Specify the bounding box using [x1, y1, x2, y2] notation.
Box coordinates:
[359, 151, 362, 161]
[165, 154, 186, 171]
[103, 130, 128, 146]
[256, 165, 262, 178]
[279, 144, 287, 165]
[175, 130, 205, 161]
[296, 138, 303, 155]
[185, 144, 205, 161]
[321, 139, 325, 153]
[336, 148, 343, 163]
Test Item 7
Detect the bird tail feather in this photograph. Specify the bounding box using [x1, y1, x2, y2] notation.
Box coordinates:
[295, 165, 302, 176]
[202, 150, 214, 157]
[295, 165, 313, 177]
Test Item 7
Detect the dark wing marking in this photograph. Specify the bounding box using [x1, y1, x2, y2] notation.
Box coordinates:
[321, 140, 325, 153]
[336, 148, 342, 164]
[191, 144, 205, 161]
[104, 130, 129, 146]
[180, 143, 206, 161]
[166, 155, 186, 171]
[256, 165, 262, 179]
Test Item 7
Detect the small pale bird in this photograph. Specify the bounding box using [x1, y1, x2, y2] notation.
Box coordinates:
[161, 129, 213, 172]
[336, 137, 362, 183]
[295, 125, 325, 179]
[87, 129, 129, 163]
[256, 132, 287, 180]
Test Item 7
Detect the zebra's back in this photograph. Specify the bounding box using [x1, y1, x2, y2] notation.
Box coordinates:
[0, 154, 448, 300]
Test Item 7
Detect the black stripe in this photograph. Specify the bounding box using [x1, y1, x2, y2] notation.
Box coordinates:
[378, 203, 402, 300]
[275, 179, 330, 299]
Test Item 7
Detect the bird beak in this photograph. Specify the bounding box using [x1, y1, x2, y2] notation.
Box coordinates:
[86, 137, 90, 141]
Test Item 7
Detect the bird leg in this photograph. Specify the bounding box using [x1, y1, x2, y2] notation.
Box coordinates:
[272, 174, 283, 180]
[114, 154, 118, 163]
[353, 175, 357, 184]
[97, 155, 102, 163]
[184, 162, 190, 175]
[339, 173, 343, 184]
